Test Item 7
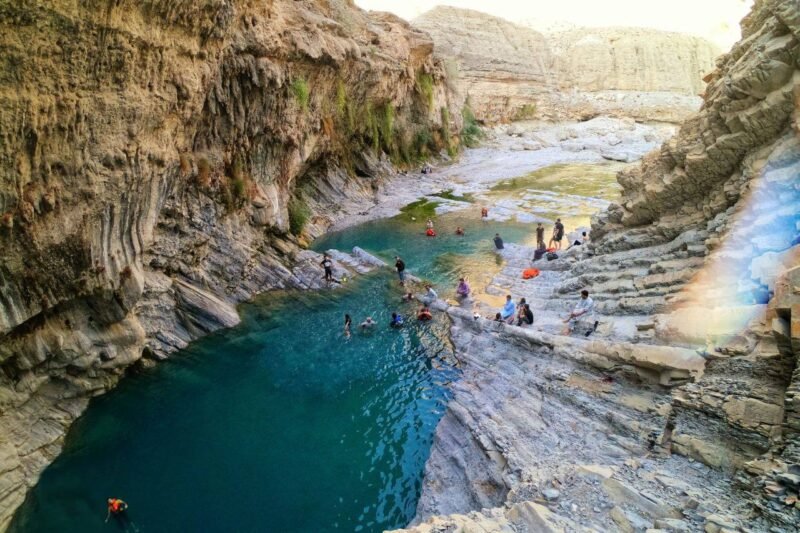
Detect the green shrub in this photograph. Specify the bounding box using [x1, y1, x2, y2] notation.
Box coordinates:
[288, 196, 311, 236]
[513, 103, 536, 121]
[413, 128, 433, 157]
[440, 106, 455, 157]
[364, 102, 380, 154]
[461, 106, 483, 148]
[416, 72, 434, 109]
[380, 104, 395, 151]
[231, 178, 246, 202]
[291, 78, 310, 112]
[336, 80, 347, 117]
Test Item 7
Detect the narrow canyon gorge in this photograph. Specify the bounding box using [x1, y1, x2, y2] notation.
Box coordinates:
[0, 0, 799, 532]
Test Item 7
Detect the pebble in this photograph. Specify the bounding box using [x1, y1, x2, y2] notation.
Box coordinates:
[542, 488, 560, 501]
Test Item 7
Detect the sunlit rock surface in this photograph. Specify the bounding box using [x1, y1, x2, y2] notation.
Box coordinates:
[413, 6, 720, 123]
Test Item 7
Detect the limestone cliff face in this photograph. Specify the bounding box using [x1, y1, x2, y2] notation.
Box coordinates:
[583, 1, 800, 522]
[0, 0, 458, 527]
[397, 1, 800, 531]
[413, 6, 720, 123]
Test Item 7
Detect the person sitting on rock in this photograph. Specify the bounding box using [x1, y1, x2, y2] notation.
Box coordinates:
[517, 303, 534, 327]
[500, 295, 516, 324]
[456, 277, 471, 299]
[423, 285, 438, 305]
[402, 291, 415, 302]
[570, 231, 588, 248]
[493, 312, 503, 322]
[563, 290, 596, 334]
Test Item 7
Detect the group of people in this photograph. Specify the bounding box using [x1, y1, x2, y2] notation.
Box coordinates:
[491, 295, 534, 326]
[329, 206, 595, 340]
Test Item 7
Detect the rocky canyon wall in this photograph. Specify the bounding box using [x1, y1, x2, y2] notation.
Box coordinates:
[0, 0, 460, 528]
[398, 0, 800, 531]
[413, 6, 721, 124]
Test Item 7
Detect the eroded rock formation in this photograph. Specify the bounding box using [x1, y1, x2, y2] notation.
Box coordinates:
[0, 0, 460, 527]
[398, 0, 800, 530]
[413, 6, 720, 123]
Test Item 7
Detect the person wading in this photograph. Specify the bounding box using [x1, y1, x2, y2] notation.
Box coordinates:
[395, 256, 406, 286]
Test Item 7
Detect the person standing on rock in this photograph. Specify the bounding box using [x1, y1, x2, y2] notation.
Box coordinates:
[395, 256, 406, 286]
[321, 254, 334, 283]
[494, 233, 504, 250]
[550, 219, 565, 250]
[536, 223, 545, 249]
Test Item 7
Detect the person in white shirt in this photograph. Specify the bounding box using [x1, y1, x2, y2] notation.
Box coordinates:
[423, 285, 438, 305]
[564, 290, 595, 333]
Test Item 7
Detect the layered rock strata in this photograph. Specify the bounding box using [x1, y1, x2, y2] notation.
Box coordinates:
[413, 6, 721, 123]
[401, 0, 800, 530]
[0, 0, 460, 528]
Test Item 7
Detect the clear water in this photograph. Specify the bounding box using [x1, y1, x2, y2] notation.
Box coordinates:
[10, 214, 538, 533]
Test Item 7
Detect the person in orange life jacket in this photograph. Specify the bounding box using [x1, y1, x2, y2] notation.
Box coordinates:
[106, 498, 129, 523]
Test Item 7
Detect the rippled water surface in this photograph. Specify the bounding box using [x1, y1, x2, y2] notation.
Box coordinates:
[12, 164, 619, 533]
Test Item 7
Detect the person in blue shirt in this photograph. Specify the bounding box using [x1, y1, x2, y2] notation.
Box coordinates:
[500, 295, 516, 324]
[390, 312, 405, 328]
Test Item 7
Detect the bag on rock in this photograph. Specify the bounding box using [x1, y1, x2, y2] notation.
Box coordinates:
[533, 249, 545, 261]
[546, 252, 558, 261]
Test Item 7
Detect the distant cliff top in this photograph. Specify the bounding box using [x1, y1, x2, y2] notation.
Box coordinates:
[413, 6, 721, 122]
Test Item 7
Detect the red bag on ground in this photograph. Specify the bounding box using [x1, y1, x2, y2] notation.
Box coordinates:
[522, 268, 540, 279]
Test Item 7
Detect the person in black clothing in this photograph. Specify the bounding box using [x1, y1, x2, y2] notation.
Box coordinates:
[517, 303, 534, 326]
[321, 254, 333, 282]
[395, 256, 406, 285]
[550, 219, 565, 250]
[493, 233, 504, 250]
[344, 314, 352, 338]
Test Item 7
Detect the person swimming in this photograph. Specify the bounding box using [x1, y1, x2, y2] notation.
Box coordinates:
[390, 312, 405, 328]
[344, 314, 352, 338]
[106, 498, 129, 525]
[360, 317, 376, 329]
[455, 226, 465, 236]
[417, 307, 433, 321]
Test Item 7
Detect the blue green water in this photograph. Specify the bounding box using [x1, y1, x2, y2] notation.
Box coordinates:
[10, 213, 537, 533]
